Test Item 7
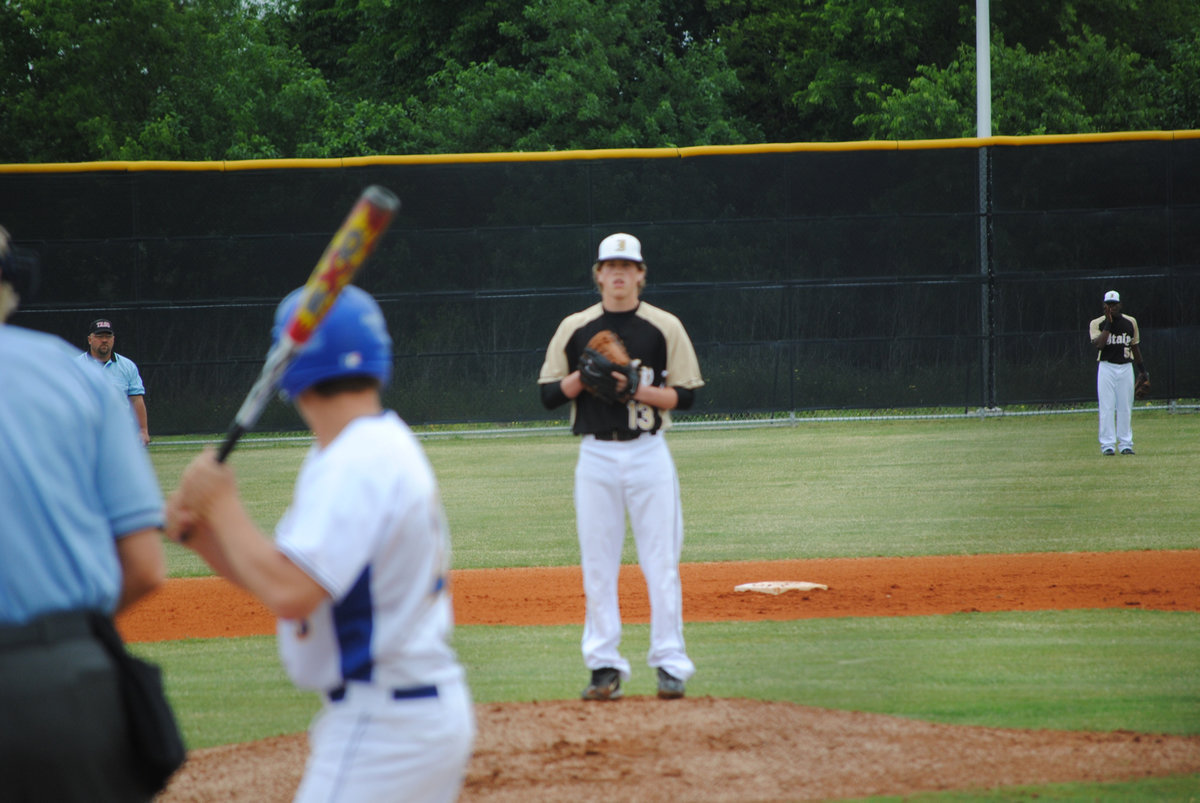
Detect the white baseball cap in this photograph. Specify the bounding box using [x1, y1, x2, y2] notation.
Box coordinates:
[597, 233, 643, 263]
[1103, 290, 1121, 303]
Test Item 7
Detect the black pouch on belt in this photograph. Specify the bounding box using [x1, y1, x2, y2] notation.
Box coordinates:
[88, 611, 187, 794]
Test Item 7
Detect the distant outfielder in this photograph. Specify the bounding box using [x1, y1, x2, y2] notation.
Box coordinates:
[538, 232, 704, 701]
[167, 287, 475, 802]
[1089, 289, 1147, 455]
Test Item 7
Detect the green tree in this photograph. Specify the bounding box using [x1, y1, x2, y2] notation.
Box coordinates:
[1158, 33, 1200, 130]
[119, 0, 335, 159]
[280, 0, 528, 105]
[0, 0, 336, 161]
[856, 25, 1194, 139]
[713, 0, 971, 142]
[712, 0, 1200, 141]
[1, 0, 179, 160]
[321, 0, 750, 154]
[989, 0, 1198, 64]
[4, 0, 1200, 162]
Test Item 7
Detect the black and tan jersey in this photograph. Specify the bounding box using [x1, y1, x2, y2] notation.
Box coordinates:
[539, 301, 704, 436]
[1089, 314, 1140, 364]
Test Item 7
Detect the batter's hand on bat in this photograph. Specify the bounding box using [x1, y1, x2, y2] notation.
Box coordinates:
[165, 491, 209, 545]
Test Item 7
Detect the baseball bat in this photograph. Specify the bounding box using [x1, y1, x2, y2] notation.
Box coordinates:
[216, 185, 401, 462]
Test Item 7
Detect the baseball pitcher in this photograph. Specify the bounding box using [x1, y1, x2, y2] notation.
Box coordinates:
[538, 232, 704, 701]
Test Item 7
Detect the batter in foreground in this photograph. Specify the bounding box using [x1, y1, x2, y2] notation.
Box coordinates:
[538, 233, 705, 701]
[167, 286, 474, 803]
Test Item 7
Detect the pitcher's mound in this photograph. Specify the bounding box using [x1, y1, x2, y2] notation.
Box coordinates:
[159, 697, 1200, 802]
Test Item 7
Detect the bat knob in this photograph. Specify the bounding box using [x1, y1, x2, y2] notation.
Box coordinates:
[364, 185, 401, 213]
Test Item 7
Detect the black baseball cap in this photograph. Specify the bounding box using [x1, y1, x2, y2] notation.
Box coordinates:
[89, 318, 114, 335]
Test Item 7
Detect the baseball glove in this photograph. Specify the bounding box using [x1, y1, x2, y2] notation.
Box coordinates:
[1135, 372, 1151, 399]
[578, 330, 640, 404]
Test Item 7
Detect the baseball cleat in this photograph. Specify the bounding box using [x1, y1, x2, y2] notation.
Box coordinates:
[1102, 448, 1116, 456]
[1120, 448, 1135, 455]
[656, 668, 685, 700]
[582, 668, 622, 701]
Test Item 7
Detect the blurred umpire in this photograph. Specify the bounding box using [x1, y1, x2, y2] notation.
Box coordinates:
[0, 225, 168, 801]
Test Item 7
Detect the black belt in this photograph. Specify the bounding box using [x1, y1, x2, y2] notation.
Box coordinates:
[327, 684, 439, 702]
[591, 430, 647, 441]
[0, 610, 93, 650]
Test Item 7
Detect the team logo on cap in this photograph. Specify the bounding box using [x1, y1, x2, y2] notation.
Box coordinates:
[597, 232, 643, 262]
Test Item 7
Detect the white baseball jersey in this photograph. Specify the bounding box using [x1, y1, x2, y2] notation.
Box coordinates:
[274, 410, 464, 693]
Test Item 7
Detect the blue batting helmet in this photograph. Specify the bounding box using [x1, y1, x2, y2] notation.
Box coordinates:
[273, 285, 392, 401]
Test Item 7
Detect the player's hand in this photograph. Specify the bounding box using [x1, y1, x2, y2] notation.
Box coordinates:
[165, 490, 208, 544]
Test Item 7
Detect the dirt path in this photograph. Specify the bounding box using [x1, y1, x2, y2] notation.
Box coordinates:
[140, 551, 1200, 802]
[118, 550, 1200, 642]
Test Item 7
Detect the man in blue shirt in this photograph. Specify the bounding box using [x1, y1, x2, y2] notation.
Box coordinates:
[0, 225, 169, 801]
[77, 317, 151, 445]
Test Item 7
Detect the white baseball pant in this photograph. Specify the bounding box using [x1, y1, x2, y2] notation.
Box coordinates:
[294, 677, 475, 803]
[574, 433, 695, 683]
[1097, 360, 1134, 452]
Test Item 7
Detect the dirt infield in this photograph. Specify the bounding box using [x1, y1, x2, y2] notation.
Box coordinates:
[136, 551, 1200, 802]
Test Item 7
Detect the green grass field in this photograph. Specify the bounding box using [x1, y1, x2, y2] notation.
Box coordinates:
[140, 410, 1200, 800]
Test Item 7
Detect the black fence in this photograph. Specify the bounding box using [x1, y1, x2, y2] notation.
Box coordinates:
[3, 134, 1198, 435]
